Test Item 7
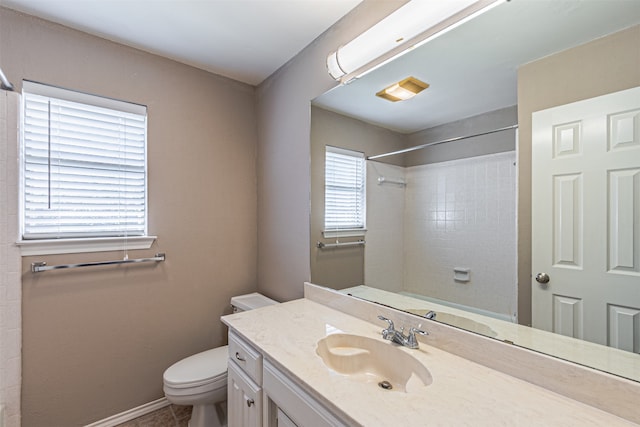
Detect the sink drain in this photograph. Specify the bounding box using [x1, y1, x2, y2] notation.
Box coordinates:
[378, 380, 393, 390]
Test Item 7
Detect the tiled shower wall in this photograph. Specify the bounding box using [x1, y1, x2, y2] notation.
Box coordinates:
[0, 90, 21, 427]
[365, 151, 517, 320]
[403, 151, 517, 319]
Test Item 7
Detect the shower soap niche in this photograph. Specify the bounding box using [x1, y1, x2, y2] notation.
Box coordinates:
[454, 267, 470, 282]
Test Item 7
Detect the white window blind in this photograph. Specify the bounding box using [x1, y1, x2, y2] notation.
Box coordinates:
[324, 146, 366, 230]
[21, 81, 148, 240]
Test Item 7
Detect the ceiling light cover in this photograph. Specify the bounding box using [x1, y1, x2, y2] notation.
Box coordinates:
[376, 77, 429, 102]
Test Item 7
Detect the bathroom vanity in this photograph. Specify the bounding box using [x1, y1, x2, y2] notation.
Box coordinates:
[226, 329, 349, 426]
[222, 284, 640, 426]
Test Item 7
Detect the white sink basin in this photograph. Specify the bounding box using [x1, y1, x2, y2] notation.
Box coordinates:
[315, 333, 432, 392]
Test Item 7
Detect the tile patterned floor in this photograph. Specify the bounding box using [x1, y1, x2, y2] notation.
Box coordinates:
[114, 405, 192, 427]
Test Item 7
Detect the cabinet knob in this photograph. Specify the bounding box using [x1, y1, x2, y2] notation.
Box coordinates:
[235, 352, 246, 362]
[246, 398, 255, 407]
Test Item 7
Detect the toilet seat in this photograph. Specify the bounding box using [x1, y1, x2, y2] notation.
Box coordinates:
[163, 346, 228, 390]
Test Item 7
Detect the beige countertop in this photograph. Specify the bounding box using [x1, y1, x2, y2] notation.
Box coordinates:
[222, 298, 637, 426]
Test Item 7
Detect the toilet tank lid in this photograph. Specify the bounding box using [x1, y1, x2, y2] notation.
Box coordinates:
[231, 292, 278, 311]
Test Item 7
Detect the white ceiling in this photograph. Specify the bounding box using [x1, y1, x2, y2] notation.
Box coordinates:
[1, 0, 363, 85]
[3, 0, 639, 132]
[314, 0, 640, 133]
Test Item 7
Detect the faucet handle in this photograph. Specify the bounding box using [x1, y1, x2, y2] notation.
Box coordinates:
[409, 327, 429, 337]
[378, 315, 395, 340]
[406, 326, 429, 349]
[377, 315, 395, 329]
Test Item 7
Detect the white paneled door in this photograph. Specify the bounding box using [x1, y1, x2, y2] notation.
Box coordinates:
[532, 86, 640, 353]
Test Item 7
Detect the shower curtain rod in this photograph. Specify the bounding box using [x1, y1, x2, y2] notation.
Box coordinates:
[0, 67, 14, 91]
[367, 124, 518, 160]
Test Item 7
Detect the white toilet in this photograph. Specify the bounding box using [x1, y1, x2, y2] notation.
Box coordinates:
[163, 292, 278, 427]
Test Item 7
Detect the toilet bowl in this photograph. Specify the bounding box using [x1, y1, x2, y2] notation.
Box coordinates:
[163, 293, 277, 427]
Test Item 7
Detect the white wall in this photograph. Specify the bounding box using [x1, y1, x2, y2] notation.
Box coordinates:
[403, 152, 517, 318]
[0, 90, 21, 427]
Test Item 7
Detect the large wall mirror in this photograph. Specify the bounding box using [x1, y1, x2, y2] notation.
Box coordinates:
[310, 0, 640, 383]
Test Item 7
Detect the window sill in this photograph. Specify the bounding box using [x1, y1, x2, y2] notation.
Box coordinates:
[17, 236, 157, 256]
[322, 229, 366, 238]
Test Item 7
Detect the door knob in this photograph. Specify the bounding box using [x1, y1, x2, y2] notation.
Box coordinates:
[535, 272, 550, 284]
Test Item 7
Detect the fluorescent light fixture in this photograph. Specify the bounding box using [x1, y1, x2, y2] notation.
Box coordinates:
[376, 76, 429, 102]
[0, 67, 13, 91]
[327, 0, 505, 83]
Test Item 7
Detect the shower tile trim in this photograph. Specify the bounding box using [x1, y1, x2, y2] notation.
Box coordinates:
[0, 90, 21, 427]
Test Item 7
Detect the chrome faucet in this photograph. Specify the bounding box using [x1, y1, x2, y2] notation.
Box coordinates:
[377, 315, 429, 349]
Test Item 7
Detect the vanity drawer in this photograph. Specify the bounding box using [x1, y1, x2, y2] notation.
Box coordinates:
[229, 331, 263, 384]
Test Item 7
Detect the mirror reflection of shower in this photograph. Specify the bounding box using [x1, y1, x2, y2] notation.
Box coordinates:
[310, 104, 519, 322]
[364, 149, 517, 322]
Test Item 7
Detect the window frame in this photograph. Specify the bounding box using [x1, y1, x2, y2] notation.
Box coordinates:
[17, 81, 155, 256]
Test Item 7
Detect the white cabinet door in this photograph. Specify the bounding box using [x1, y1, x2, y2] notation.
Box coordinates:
[532, 86, 640, 352]
[228, 361, 262, 427]
[277, 408, 299, 427]
[263, 360, 349, 427]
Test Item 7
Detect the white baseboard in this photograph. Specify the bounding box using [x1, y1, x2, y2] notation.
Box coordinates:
[84, 397, 170, 427]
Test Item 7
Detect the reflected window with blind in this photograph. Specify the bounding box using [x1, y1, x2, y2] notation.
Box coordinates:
[323, 146, 366, 236]
[20, 81, 148, 242]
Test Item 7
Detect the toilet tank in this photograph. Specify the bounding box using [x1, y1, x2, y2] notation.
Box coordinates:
[230, 292, 278, 313]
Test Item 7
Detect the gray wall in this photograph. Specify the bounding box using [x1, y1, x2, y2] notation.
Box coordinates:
[255, 1, 408, 301]
[406, 106, 517, 166]
[310, 106, 407, 288]
[1, 8, 258, 426]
